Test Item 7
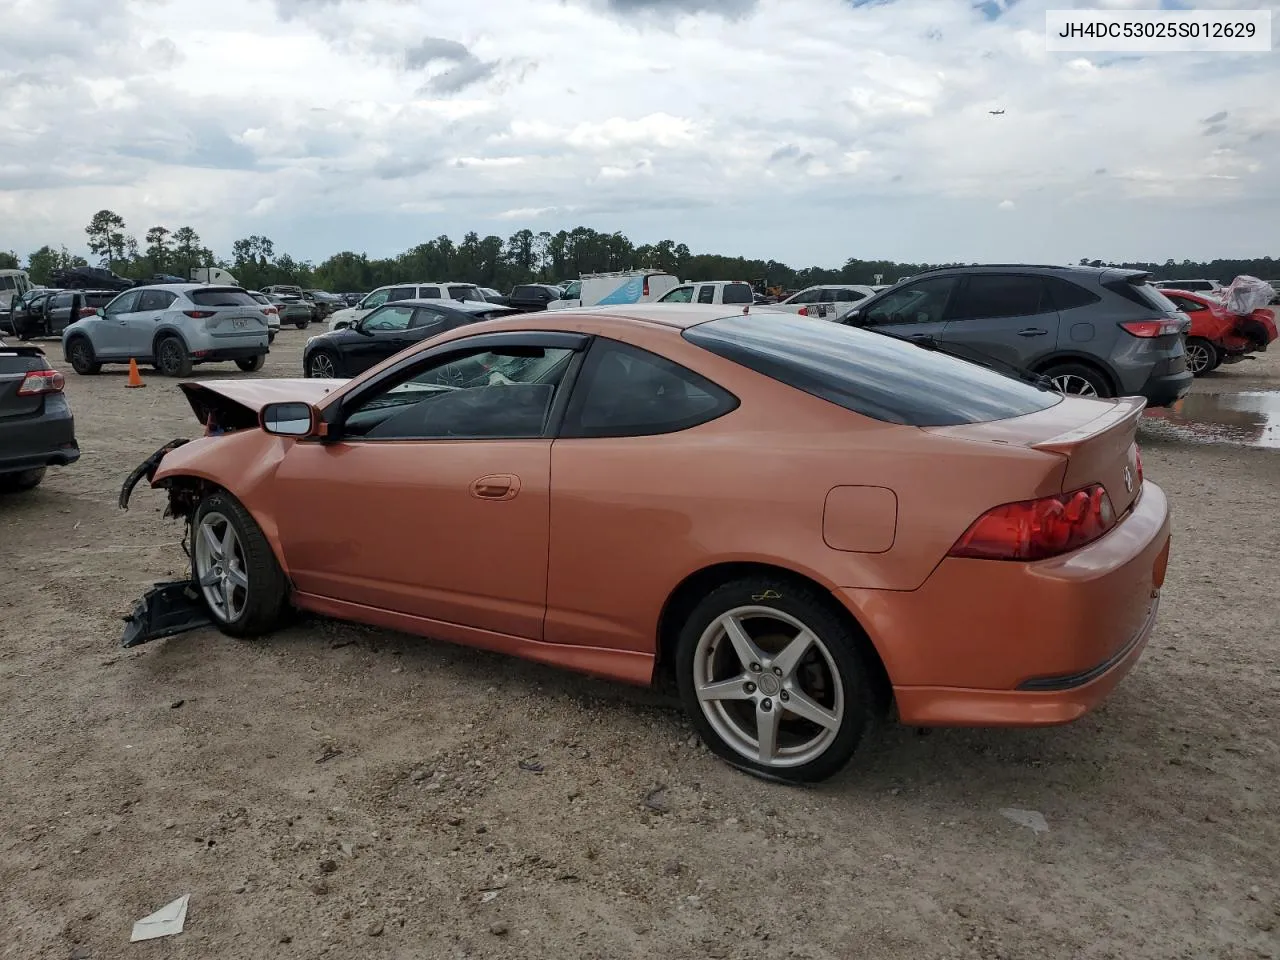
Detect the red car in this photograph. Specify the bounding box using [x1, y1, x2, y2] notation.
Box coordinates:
[1159, 289, 1278, 376]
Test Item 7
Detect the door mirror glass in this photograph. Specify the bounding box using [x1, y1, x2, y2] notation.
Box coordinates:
[95, 308, 105, 317]
[261, 402, 318, 437]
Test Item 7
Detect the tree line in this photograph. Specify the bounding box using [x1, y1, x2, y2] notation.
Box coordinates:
[1, 209, 1276, 294]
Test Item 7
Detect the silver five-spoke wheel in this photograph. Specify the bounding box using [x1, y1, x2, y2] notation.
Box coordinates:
[194, 511, 249, 623]
[692, 606, 845, 770]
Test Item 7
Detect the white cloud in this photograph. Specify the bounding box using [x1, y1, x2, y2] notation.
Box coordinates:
[1, 0, 1277, 267]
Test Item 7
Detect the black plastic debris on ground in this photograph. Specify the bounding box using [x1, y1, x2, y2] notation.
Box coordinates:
[121, 580, 211, 648]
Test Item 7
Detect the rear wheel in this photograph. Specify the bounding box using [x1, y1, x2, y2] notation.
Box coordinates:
[156, 335, 193, 377]
[191, 491, 289, 637]
[235, 354, 265, 373]
[675, 577, 875, 783]
[66, 337, 101, 375]
[306, 349, 339, 379]
[1043, 362, 1111, 399]
[295, 317, 309, 330]
[0, 468, 46, 493]
[1184, 337, 1218, 376]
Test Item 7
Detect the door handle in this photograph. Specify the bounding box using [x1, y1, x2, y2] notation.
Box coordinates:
[470, 474, 520, 501]
[1017, 328, 1048, 337]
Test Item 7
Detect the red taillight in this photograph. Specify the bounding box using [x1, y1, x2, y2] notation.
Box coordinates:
[948, 484, 1117, 562]
[643, 277, 650, 296]
[17, 368, 65, 396]
[263, 307, 278, 316]
[1121, 319, 1183, 337]
[798, 306, 810, 316]
[77, 307, 96, 318]
[183, 310, 215, 319]
[1134, 444, 1143, 485]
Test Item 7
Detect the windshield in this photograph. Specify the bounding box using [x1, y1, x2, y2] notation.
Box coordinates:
[683, 313, 1062, 427]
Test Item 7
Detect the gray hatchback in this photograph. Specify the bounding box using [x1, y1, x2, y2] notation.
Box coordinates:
[61, 284, 270, 378]
[838, 265, 1192, 406]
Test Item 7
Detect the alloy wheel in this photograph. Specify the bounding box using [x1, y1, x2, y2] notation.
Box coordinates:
[1051, 374, 1098, 397]
[692, 606, 845, 769]
[309, 352, 336, 378]
[194, 511, 249, 623]
[1185, 342, 1211, 375]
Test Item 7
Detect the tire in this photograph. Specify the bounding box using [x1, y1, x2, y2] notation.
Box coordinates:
[191, 491, 289, 638]
[295, 317, 309, 330]
[1043, 362, 1111, 399]
[66, 337, 101, 375]
[0, 468, 46, 493]
[155, 335, 193, 377]
[306, 349, 339, 379]
[674, 576, 876, 784]
[1184, 337, 1218, 377]
[235, 354, 265, 373]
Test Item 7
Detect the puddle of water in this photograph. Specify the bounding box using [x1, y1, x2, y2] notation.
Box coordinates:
[1141, 391, 1280, 448]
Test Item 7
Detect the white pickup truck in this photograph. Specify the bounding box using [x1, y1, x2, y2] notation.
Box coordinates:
[655, 280, 755, 306]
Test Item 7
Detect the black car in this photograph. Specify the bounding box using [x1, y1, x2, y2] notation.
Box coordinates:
[302, 299, 515, 379]
[9, 290, 56, 338]
[50, 266, 134, 291]
[0, 340, 79, 493]
[13, 289, 116, 339]
[506, 284, 561, 312]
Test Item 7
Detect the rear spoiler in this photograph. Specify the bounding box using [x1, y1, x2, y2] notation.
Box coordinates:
[1100, 269, 1151, 286]
[1030, 397, 1146, 454]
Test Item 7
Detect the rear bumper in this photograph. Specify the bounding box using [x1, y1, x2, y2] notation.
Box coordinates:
[194, 346, 268, 363]
[1137, 369, 1192, 408]
[838, 481, 1171, 727]
[0, 397, 80, 473]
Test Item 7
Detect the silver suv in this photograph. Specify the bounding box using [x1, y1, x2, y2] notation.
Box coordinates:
[838, 265, 1193, 406]
[61, 284, 270, 377]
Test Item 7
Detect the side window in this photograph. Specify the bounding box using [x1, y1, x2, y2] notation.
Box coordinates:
[362, 290, 390, 310]
[513, 286, 533, 299]
[789, 289, 820, 305]
[138, 290, 176, 311]
[363, 305, 416, 331]
[834, 289, 864, 302]
[660, 286, 694, 303]
[950, 275, 1049, 321]
[722, 284, 753, 305]
[865, 277, 957, 325]
[1167, 295, 1205, 313]
[562, 281, 581, 300]
[416, 286, 441, 299]
[1043, 277, 1102, 311]
[409, 308, 447, 331]
[696, 285, 716, 304]
[52, 292, 73, 309]
[105, 291, 141, 315]
[560, 339, 738, 439]
[342, 344, 577, 441]
[0, 276, 12, 290]
[818, 289, 838, 303]
[387, 286, 417, 302]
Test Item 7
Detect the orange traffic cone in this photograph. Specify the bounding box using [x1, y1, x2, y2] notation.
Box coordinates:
[125, 358, 146, 389]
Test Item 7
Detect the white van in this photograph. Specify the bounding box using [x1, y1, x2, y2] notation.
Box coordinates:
[657, 280, 755, 306]
[327, 281, 486, 330]
[0, 269, 33, 316]
[548, 270, 680, 310]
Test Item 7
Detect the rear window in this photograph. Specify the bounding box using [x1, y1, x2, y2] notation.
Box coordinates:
[683, 313, 1062, 427]
[722, 284, 753, 304]
[1043, 277, 1101, 311]
[189, 288, 259, 307]
[448, 285, 483, 302]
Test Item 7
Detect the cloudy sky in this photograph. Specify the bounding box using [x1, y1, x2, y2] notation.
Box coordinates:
[3, 0, 1278, 269]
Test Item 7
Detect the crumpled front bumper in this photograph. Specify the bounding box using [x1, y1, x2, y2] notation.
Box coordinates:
[118, 438, 190, 510]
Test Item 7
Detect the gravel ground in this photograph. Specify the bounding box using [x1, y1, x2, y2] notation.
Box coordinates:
[1, 325, 1278, 960]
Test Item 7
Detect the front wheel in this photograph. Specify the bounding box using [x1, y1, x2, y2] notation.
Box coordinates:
[675, 578, 875, 783]
[1043, 362, 1111, 399]
[306, 350, 339, 379]
[191, 492, 289, 637]
[236, 354, 265, 373]
[1184, 337, 1218, 376]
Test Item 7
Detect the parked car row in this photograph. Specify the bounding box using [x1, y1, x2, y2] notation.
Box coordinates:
[6, 288, 118, 339]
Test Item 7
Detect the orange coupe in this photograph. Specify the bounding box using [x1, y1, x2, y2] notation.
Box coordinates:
[121, 305, 1171, 782]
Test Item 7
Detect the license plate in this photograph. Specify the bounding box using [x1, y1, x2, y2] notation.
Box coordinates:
[232, 318, 247, 328]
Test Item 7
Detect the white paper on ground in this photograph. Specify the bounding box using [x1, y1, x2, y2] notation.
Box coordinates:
[130, 894, 190, 942]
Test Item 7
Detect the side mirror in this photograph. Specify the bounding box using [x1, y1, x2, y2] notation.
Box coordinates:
[261, 401, 324, 438]
[354, 319, 373, 336]
[95, 308, 105, 318]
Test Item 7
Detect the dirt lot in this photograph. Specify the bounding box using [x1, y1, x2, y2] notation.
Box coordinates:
[2, 326, 1277, 960]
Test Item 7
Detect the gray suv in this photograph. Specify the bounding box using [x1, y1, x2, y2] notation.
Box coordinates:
[838, 265, 1192, 406]
[61, 284, 270, 378]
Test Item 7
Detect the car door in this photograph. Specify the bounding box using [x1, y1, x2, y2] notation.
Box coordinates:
[130, 289, 178, 356]
[94, 290, 142, 357]
[696, 285, 716, 304]
[940, 274, 1059, 369]
[659, 285, 694, 303]
[406, 306, 450, 345]
[850, 276, 958, 340]
[345, 304, 419, 374]
[271, 330, 586, 639]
